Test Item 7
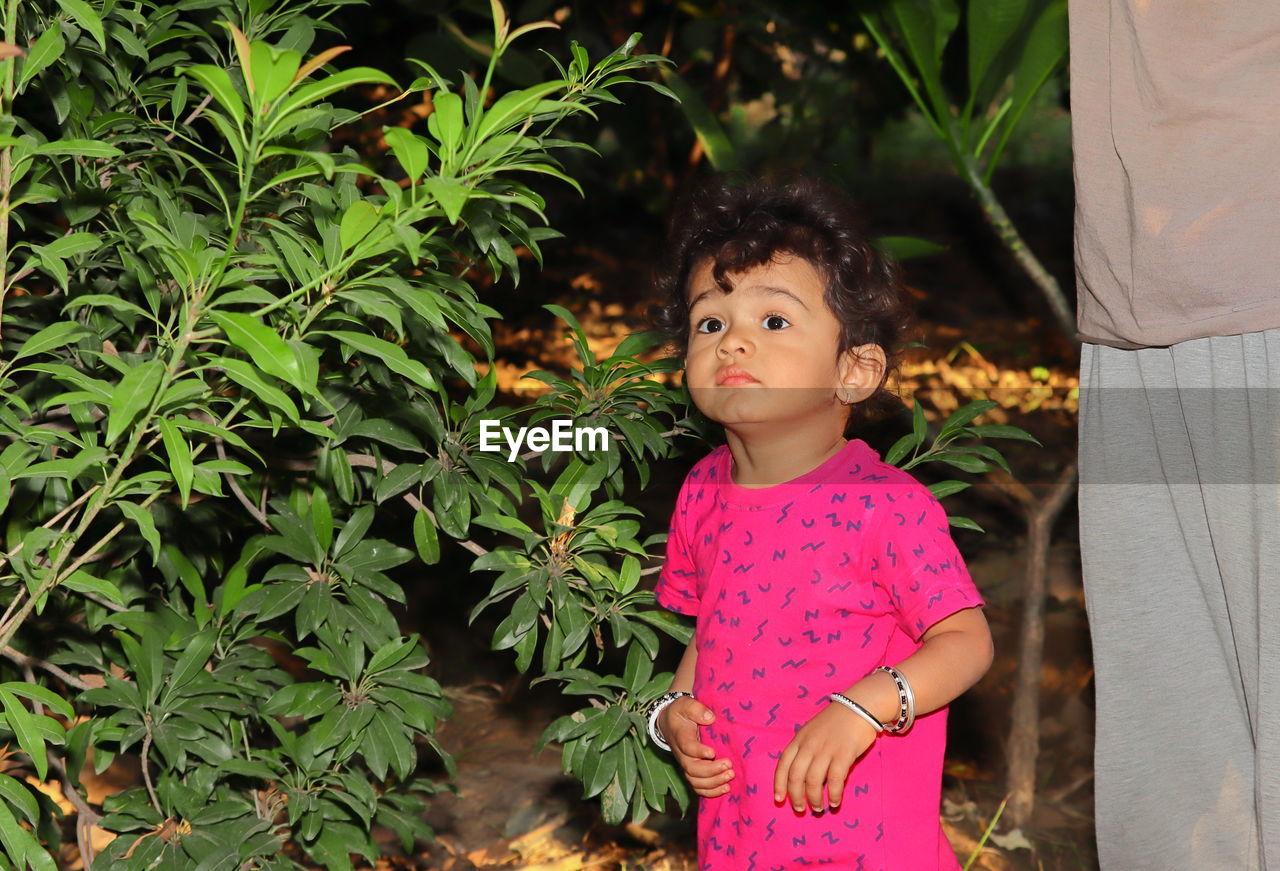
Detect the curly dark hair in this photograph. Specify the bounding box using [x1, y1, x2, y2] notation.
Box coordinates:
[647, 174, 913, 419]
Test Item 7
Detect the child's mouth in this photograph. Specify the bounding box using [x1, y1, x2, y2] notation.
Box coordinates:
[715, 366, 759, 386]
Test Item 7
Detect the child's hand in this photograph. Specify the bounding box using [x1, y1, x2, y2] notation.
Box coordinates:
[660, 696, 735, 798]
[773, 702, 878, 813]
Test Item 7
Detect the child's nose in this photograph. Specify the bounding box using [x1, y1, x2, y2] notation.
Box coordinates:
[716, 322, 754, 357]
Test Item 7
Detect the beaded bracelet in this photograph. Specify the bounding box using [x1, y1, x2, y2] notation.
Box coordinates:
[873, 665, 916, 733]
[828, 692, 883, 734]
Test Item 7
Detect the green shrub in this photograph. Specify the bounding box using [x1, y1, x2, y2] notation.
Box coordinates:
[0, 0, 677, 866]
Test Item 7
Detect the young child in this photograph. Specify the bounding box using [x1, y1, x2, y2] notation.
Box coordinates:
[646, 176, 993, 871]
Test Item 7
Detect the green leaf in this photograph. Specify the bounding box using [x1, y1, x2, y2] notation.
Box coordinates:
[967, 0, 1030, 107]
[659, 68, 739, 172]
[617, 556, 641, 594]
[54, 0, 106, 51]
[876, 235, 946, 261]
[263, 682, 340, 719]
[412, 509, 440, 565]
[421, 177, 469, 225]
[948, 515, 985, 532]
[18, 25, 64, 91]
[551, 456, 607, 512]
[941, 400, 999, 435]
[0, 802, 55, 871]
[338, 200, 379, 253]
[383, 127, 428, 183]
[168, 631, 216, 693]
[965, 423, 1042, 445]
[184, 64, 246, 126]
[596, 705, 633, 750]
[210, 311, 306, 388]
[40, 231, 100, 260]
[2, 681, 73, 720]
[275, 66, 397, 120]
[884, 432, 917, 467]
[0, 686, 49, 781]
[216, 357, 300, 423]
[62, 569, 125, 606]
[0, 774, 38, 826]
[928, 480, 971, 500]
[117, 501, 161, 565]
[584, 742, 619, 797]
[158, 418, 194, 508]
[912, 398, 927, 445]
[33, 138, 122, 158]
[366, 635, 418, 674]
[318, 330, 437, 391]
[106, 359, 163, 446]
[374, 462, 420, 504]
[427, 91, 463, 157]
[985, 0, 1067, 175]
[600, 771, 628, 824]
[252, 42, 301, 104]
[311, 486, 334, 553]
[10, 321, 87, 363]
[62, 293, 154, 321]
[929, 450, 990, 474]
[475, 80, 568, 142]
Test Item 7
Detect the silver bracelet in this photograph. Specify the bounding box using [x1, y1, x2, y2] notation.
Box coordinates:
[828, 692, 883, 734]
[647, 691, 694, 751]
[873, 666, 916, 733]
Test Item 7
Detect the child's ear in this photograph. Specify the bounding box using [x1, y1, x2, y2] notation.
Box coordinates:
[837, 344, 888, 404]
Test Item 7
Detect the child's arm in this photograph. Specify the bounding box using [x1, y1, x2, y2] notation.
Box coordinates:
[657, 638, 737, 797]
[773, 607, 994, 813]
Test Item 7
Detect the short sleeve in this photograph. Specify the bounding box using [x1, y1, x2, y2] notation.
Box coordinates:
[654, 498, 700, 616]
[868, 483, 983, 642]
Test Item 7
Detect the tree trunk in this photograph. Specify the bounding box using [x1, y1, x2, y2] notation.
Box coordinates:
[1003, 462, 1078, 827]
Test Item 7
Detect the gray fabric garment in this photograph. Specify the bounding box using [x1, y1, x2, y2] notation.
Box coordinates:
[1079, 330, 1280, 870]
[1069, 0, 1280, 348]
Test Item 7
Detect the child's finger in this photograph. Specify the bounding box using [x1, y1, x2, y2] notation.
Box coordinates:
[826, 756, 853, 809]
[805, 755, 831, 812]
[694, 783, 732, 799]
[782, 748, 818, 812]
[788, 754, 820, 812]
[772, 741, 799, 807]
[673, 733, 718, 761]
[682, 699, 717, 724]
[686, 767, 735, 791]
[679, 754, 732, 779]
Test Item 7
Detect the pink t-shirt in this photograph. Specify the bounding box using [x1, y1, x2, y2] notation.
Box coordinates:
[655, 438, 981, 871]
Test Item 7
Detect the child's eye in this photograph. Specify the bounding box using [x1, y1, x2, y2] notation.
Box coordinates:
[763, 313, 791, 330]
[694, 317, 723, 334]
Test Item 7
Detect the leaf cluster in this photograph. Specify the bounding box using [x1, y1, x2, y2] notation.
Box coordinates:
[0, 0, 676, 864]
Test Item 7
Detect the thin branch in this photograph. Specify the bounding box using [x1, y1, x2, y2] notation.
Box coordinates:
[1, 645, 91, 690]
[966, 168, 1076, 340]
[48, 748, 101, 869]
[0, 484, 101, 574]
[346, 453, 486, 557]
[217, 440, 269, 528]
[121, 93, 216, 174]
[77, 589, 127, 613]
[140, 717, 161, 812]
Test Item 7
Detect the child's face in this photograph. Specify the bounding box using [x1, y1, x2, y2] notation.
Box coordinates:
[683, 254, 882, 431]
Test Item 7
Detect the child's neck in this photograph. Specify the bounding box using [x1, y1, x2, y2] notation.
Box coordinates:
[724, 429, 849, 489]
